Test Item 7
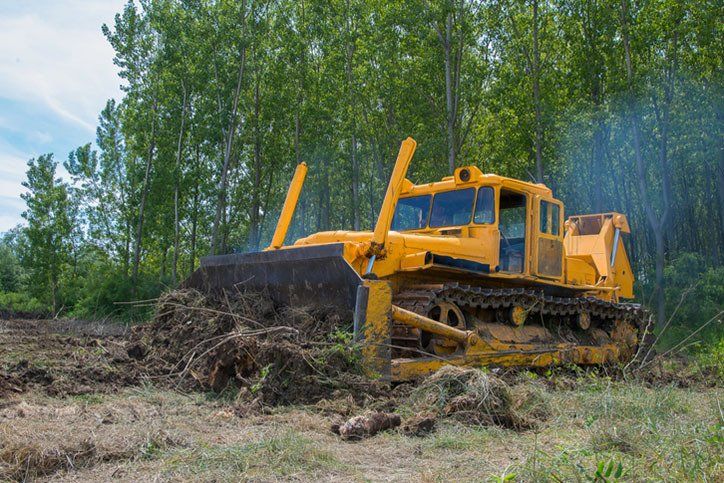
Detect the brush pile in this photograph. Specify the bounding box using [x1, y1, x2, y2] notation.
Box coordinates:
[128, 289, 384, 405]
[406, 365, 543, 430]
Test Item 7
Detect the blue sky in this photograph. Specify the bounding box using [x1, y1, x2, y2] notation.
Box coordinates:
[0, 0, 126, 232]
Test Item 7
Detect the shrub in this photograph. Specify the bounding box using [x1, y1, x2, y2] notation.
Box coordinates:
[649, 253, 724, 352]
[0, 291, 48, 316]
[70, 270, 165, 322]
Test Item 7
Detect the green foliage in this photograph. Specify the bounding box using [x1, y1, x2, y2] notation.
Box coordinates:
[0, 292, 47, 316]
[589, 460, 625, 482]
[0, 241, 21, 292]
[19, 154, 74, 312]
[649, 252, 724, 350]
[69, 267, 165, 322]
[695, 338, 724, 379]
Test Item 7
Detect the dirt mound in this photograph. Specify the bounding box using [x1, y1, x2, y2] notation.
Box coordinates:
[129, 289, 385, 405]
[0, 319, 138, 398]
[406, 366, 546, 430]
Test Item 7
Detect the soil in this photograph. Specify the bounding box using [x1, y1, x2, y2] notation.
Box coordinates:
[0, 318, 137, 398]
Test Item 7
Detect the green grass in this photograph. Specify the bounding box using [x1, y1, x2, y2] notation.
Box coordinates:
[508, 381, 722, 481]
[161, 430, 348, 480]
[422, 424, 504, 451]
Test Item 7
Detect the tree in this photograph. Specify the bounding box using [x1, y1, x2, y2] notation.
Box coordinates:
[0, 230, 22, 292]
[20, 154, 74, 312]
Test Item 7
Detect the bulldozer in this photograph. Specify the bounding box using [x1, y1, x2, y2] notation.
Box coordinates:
[184, 137, 648, 381]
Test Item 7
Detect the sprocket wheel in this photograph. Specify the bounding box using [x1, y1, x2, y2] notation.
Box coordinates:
[423, 301, 466, 356]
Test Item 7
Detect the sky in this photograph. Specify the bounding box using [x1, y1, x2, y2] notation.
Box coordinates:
[0, 0, 126, 232]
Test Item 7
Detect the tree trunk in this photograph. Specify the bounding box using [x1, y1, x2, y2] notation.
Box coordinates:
[717, 149, 724, 248]
[50, 271, 57, 315]
[211, 3, 248, 255]
[172, 84, 188, 285]
[440, 13, 456, 173]
[344, 0, 360, 230]
[532, 0, 544, 183]
[160, 247, 167, 281]
[351, 133, 360, 229]
[189, 169, 199, 274]
[294, 109, 306, 238]
[124, 220, 131, 277]
[248, 72, 263, 251]
[131, 99, 157, 292]
[591, 118, 607, 212]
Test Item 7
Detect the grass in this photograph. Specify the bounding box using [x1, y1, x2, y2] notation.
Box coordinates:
[509, 380, 722, 482]
[1, 377, 720, 481]
[162, 430, 348, 480]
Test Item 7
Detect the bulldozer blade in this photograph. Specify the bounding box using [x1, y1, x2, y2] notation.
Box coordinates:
[183, 243, 363, 314]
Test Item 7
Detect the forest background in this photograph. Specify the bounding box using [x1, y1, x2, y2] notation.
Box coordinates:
[0, 0, 721, 353]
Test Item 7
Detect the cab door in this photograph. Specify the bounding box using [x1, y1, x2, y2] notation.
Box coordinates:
[533, 196, 564, 279]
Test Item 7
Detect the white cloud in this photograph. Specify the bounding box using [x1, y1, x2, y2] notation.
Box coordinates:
[0, 150, 30, 221]
[0, 1, 125, 131]
[0, 0, 126, 231]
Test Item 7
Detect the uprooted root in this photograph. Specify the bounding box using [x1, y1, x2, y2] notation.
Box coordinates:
[129, 289, 385, 405]
[332, 412, 402, 440]
[406, 366, 546, 430]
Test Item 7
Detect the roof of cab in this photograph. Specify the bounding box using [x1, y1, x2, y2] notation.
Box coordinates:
[400, 165, 554, 198]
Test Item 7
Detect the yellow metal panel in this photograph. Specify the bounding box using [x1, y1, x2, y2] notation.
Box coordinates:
[391, 342, 621, 381]
[360, 280, 393, 381]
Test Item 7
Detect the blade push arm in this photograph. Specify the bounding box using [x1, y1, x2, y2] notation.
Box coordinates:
[268, 162, 308, 250]
[369, 137, 417, 256]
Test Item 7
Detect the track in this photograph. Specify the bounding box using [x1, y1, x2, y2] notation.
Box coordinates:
[391, 283, 652, 364]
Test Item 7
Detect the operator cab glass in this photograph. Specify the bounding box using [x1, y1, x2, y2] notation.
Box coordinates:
[499, 190, 527, 273]
[474, 187, 495, 224]
[429, 188, 475, 227]
[391, 195, 431, 231]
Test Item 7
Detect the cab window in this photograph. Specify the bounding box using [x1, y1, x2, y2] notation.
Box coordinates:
[540, 200, 560, 236]
[499, 190, 527, 273]
[391, 195, 431, 231]
[429, 188, 475, 227]
[474, 187, 495, 224]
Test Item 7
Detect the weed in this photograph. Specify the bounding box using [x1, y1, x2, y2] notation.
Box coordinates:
[588, 459, 626, 482]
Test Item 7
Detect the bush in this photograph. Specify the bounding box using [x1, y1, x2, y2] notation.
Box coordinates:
[70, 270, 166, 322]
[0, 292, 48, 317]
[652, 253, 724, 352]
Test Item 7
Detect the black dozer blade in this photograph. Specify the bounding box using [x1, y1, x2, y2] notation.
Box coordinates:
[182, 243, 363, 315]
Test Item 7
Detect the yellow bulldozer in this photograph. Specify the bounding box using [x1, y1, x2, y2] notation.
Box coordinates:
[185, 137, 647, 381]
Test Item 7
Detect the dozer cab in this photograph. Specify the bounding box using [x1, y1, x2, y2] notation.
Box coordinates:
[184, 138, 647, 381]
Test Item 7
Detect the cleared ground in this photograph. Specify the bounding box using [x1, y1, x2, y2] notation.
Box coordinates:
[1, 318, 721, 482]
